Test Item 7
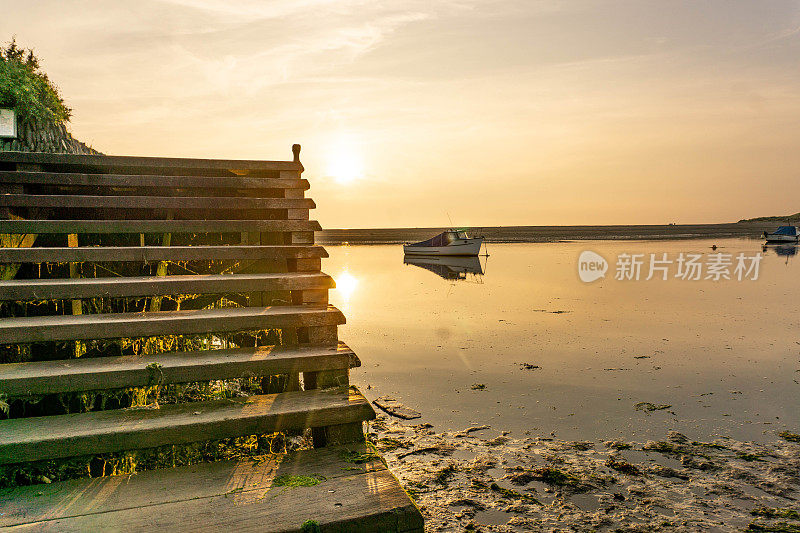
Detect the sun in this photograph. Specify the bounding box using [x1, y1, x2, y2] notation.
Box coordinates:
[326, 134, 364, 185]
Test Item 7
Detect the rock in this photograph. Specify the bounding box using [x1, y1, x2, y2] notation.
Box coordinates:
[667, 431, 689, 443]
[604, 440, 633, 450]
[485, 434, 511, 446]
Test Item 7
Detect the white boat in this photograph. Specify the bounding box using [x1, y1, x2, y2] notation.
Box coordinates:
[403, 229, 483, 256]
[763, 225, 799, 243]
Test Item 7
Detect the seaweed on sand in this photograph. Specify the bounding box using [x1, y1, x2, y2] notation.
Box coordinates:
[470, 479, 541, 504]
[751, 508, 800, 519]
[779, 431, 800, 443]
[503, 466, 584, 489]
[605, 457, 642, 476]
[746, 522, 800, 532]
[634, 402, 672, 412]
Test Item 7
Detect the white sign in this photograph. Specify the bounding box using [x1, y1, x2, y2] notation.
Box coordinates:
[0, 109, 17, 138]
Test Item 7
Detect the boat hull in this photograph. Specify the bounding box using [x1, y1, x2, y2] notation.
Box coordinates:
[403, 238, 483, 256]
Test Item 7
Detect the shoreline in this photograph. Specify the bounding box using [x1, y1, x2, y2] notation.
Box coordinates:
[317, 223, 775, 245]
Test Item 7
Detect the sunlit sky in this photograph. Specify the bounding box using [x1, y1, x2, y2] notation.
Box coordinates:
[3, 1, 800, 228]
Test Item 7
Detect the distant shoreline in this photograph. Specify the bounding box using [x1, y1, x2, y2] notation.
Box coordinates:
[317, 222, 776, 245]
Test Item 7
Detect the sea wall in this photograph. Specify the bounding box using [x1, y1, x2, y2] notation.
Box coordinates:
[0, 117, 100, 155]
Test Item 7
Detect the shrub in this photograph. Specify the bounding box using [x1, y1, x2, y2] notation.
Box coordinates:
[0, 38, 71, 124]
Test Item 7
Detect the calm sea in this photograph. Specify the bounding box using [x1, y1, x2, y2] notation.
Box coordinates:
[326, 239, 800, 443]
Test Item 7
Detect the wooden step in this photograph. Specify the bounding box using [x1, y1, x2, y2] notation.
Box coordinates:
[0, 443, 424, 532]
[0, 244, 326, 263]
[0, 342, 358, 397]
[0, 387, 374, 465]
[0, 151, 303, 172]
[0, 194, 314, 210]
[0, 305, 345, 344]
[0, 272, 334, 301]
[0, 170, 309, 190]
[0, 219, 321, 234]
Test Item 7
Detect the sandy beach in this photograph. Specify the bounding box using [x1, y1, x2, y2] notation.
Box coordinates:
[317, 223, 775, 245]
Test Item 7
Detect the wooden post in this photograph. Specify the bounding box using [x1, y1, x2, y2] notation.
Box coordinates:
[149, 213, 173, 312]
[67, 234, 82, 316]
[67, 233, 84, 357]
[302, 325, 364, 447]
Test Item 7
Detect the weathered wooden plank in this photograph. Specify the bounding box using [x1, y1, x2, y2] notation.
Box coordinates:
[0, 342, 356, 397]
[0, 387, 374, 465]
[0, 272, 334, 301]
[0, 305, 346, 344]
[0, 444, 385, 526]
[6, 471, 421, 533]
[290, 257, 322, 272]
[0, 194, 315, 210]
[0, 244, 327, 263]
[0, 170, 309, 189]
[0, 219, 322, 234]
[292, 288, 329, 305]
[290, 230, 315, 244]
[0, 152, 303, 172]
[283, 188, 305, 199]
[287, 208, 310, 220]
[0, 444, 423, 533]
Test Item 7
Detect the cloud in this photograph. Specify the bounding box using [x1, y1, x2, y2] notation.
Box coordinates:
[4, 1, 800, 226]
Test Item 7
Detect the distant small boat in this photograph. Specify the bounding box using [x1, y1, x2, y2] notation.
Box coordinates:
[403, 229, 483, 256]
[763, 225, 799, 243]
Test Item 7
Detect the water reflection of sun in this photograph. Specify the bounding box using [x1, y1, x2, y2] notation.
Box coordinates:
[333, 271, 359, 310]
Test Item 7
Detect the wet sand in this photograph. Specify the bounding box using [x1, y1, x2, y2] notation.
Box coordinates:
[374, 416, 800, 532]
[318, 223, 774, 245]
